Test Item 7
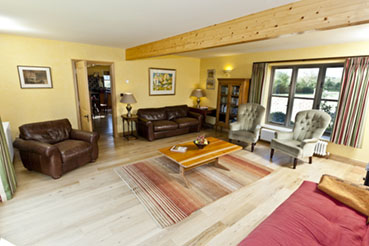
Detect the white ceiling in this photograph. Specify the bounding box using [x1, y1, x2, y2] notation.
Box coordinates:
[0, 0, 297, 48]
[180, 24, 369, 58]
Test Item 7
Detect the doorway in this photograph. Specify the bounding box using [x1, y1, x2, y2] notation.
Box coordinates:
[72, 60, 118, 138]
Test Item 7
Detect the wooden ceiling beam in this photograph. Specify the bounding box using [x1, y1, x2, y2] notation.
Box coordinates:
[125, 0, 369, 60]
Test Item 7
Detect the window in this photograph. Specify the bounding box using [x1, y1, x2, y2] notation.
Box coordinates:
[103, 75, 111, 88]
[267, 63, 344, 137]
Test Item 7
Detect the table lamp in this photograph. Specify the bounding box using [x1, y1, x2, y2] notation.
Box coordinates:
[191, 89, 206, 108]
[120, 92, 137, 117]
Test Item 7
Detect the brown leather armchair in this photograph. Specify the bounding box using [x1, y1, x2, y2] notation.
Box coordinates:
[13, 119, 99, 179]
[137, 105, 202, 141]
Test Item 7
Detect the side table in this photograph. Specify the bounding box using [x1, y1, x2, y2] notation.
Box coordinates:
[188, 107, 216, 128]
[121, 114, 138, 140]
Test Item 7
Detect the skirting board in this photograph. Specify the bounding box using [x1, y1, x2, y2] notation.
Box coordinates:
[329, 153, 366, 168]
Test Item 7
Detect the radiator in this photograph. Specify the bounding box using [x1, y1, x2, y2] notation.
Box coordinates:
[314, 140, 328, 157]
[260, 128, 275, 142]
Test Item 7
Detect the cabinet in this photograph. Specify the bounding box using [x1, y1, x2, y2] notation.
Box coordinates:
[216, 78, 250, 130]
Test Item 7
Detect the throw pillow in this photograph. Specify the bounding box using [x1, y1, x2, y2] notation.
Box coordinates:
[318, 174, 369, 223]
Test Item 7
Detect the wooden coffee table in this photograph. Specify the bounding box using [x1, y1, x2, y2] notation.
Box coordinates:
[159, 137, 242, 188]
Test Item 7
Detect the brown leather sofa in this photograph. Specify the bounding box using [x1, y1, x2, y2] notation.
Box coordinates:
[137, 105, 202, 141]
[13, 119, 99, 179]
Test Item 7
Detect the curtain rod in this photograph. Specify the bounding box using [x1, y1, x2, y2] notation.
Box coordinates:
[253, 55, 368, 64]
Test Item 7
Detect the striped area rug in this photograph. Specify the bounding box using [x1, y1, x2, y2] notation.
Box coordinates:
[115, 151, 272, 228]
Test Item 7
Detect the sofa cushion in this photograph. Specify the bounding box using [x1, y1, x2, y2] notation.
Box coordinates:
[54, 139, 92, 164]
[270, 138, 302, 157]
[318, 174, 369, 221]
[166, 105, 188, 120]
[174, 117, 199, 128]
[137, 108, 167, 121]
[19, 119, 72, 144]
[152, 120, 178, 132]
[239, 181, 369, 246]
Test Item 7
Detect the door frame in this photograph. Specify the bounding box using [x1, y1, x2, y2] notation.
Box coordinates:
[72, 59, 118, 138]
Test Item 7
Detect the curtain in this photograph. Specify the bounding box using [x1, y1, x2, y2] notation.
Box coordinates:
[249, 62, 267, 104]
[0, 117, 16, 202]
[331, 57, 369, 148]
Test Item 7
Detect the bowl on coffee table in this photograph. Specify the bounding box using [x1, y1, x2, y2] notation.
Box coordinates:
[193, 140, 209, 149]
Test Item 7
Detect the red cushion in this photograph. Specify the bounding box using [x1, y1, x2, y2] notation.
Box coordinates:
[239, 181, 369, 246]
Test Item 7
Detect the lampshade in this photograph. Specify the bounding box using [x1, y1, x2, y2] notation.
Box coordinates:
[191, 89, 206, 98]
[120, 92, 137, 104]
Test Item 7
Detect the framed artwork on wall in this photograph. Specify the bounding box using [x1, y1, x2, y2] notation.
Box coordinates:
[206, 69, 216, 89]
[149, 68, 176, 96]
[17, 66, 53, 88]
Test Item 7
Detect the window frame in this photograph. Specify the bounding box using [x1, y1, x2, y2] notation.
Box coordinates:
[103, 74, 111, 89]
[266, 63, 344, 136]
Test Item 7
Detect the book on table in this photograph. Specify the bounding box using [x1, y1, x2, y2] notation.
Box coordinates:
[170, 145, 187, 153]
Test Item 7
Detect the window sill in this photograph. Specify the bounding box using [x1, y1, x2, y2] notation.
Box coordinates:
[262, 124, 292, 132]
[320, 135, 331, 142]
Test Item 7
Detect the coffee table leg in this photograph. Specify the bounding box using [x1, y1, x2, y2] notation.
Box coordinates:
[214, 158, 230, 171]
[180, 166, 190, 188]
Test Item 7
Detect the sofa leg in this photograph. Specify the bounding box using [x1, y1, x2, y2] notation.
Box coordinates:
[309, 156, 312, 164]
[270, 149, 274, 161]
[251, 143, 255, 152]
[229, 139, 232, 143]
[293, 158, 298, 169]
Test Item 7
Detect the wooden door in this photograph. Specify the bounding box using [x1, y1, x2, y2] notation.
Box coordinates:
[75, 61, 93, 132]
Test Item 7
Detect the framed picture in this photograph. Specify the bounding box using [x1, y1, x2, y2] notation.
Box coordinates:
[149, 68, 176, 96]
[17, 66, 53, 88]
[206, 69, 216, 89]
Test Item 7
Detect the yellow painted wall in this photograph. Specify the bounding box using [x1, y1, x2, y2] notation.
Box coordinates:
[0, 34, 200, 138]
[200, 41, 369, 163]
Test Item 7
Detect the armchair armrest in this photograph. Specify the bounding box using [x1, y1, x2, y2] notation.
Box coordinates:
[275, 131, 293, 140]
[302, 138, 319, 144]
[300, 138, 319, 157]
[253, 125, 262, 139]
[70, 129, 99, 144]
[230, 122, 241, 131]
[71, 129, 99, 161]
[188, 111, 203, 122]
[254, 125, 262, 134]
[301, 138, 319, 147]
[13, 138, 59, 157]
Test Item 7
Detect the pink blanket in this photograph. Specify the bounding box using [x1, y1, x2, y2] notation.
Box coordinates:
[239, 181, 369, 246]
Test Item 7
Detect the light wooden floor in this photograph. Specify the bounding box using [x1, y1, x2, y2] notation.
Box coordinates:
[0, 130, 365, 246]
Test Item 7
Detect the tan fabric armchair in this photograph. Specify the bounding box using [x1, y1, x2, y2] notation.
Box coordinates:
[229, 103, 265, 152]
[270, 110, 331, 169]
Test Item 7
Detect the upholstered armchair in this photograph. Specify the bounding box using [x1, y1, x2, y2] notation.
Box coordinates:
[270, 110, 331, 169]
[14, 119, 99, 179]
[229, 103, 265, 152]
